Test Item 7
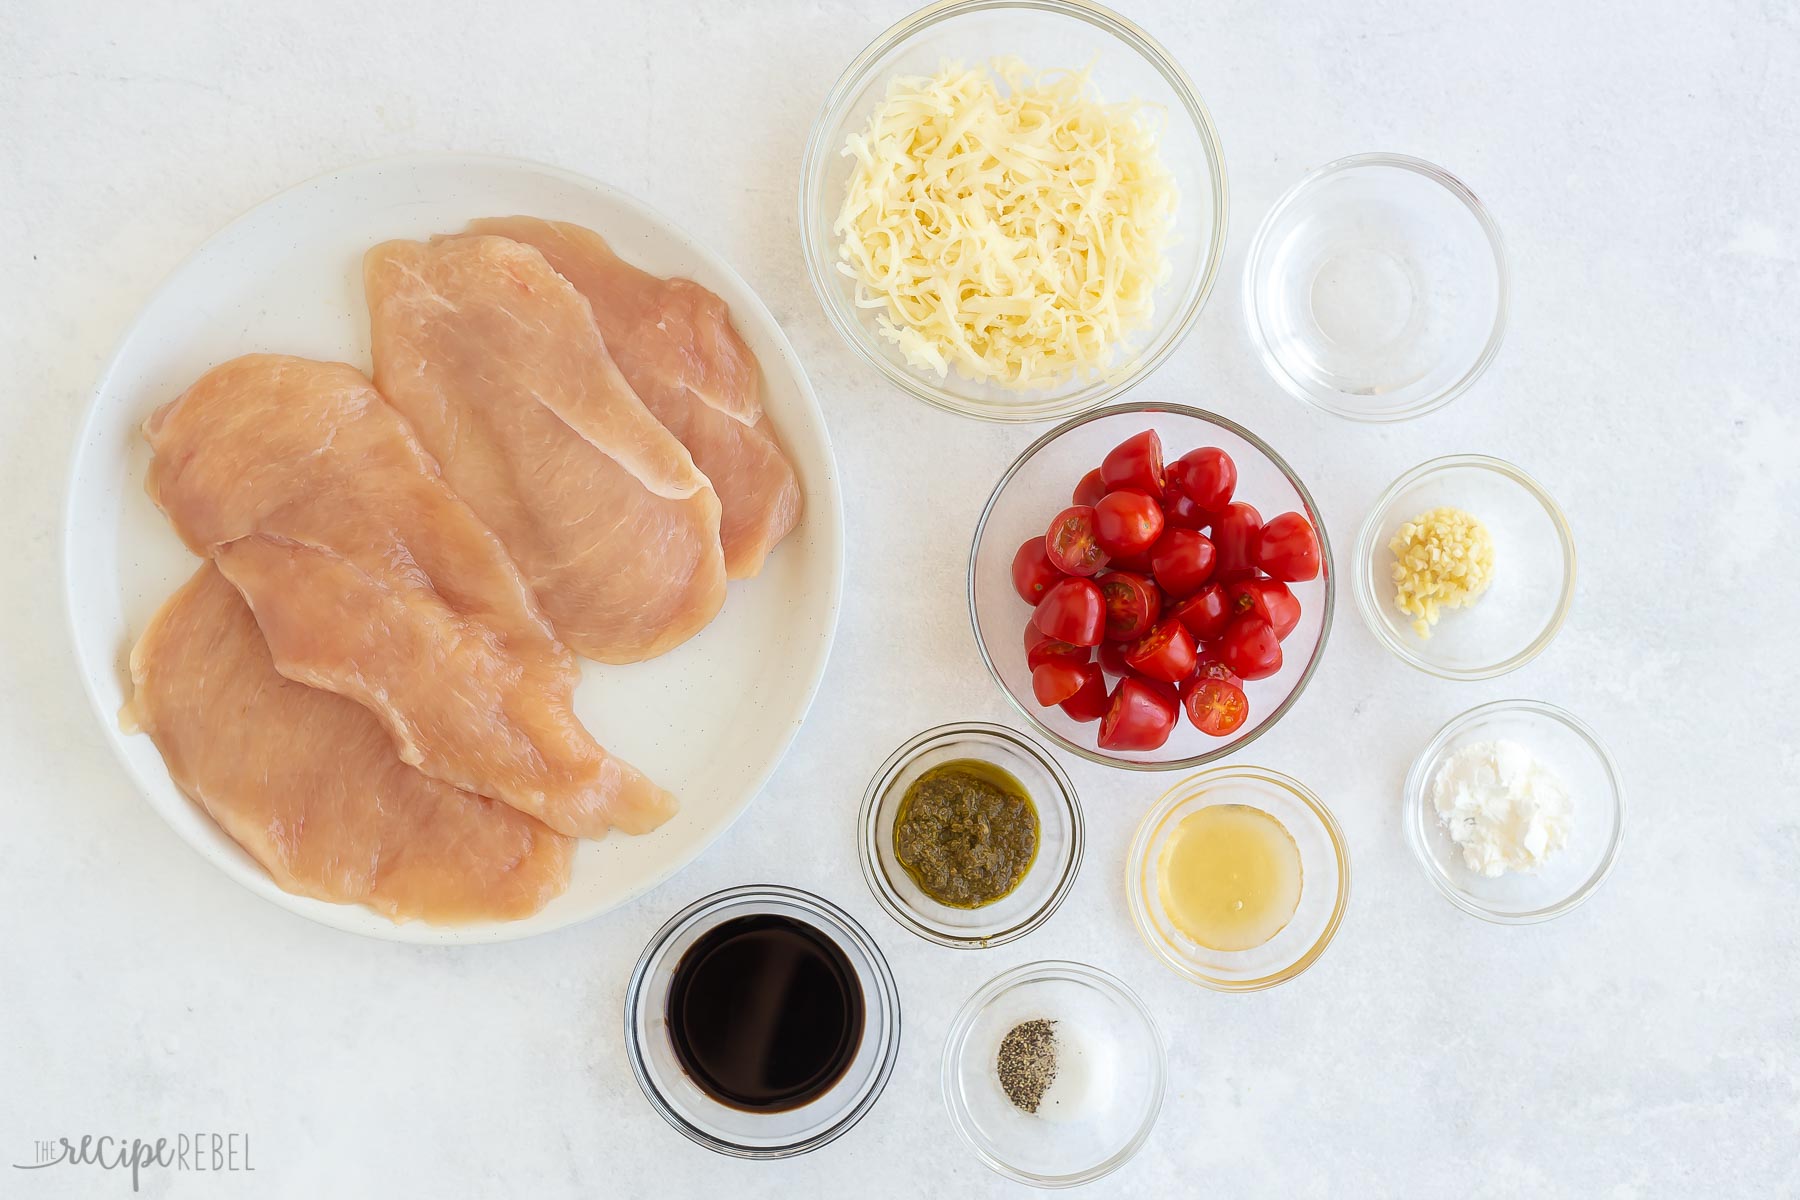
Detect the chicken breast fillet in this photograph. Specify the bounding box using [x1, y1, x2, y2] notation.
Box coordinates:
[144, 354, 674, 839]
[462, 217, 801, 579]
[365, 235, 728, 663]
[126, 565, 575, 924]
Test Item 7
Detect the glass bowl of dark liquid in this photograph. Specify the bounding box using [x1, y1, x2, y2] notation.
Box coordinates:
[624, 885, 902, 1157]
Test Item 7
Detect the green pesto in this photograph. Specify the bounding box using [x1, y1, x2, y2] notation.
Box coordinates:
[893, 759, 1039, 909]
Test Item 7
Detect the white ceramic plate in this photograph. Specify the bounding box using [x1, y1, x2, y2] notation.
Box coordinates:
[63, 154, 844, 944]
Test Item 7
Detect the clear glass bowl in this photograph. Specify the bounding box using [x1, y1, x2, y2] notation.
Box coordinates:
[622, 885, 902, 1158]
[860, 722, 1083, 948]
[1244, 153, 1507, 421]
[1404, 699, 1625, 923]
[800, 0, 1227, 422]
[941, 960, 1165, 1187]
[1125, 766, 1349, 990]
[969, 402, 1334, 769]
[1353, 454, 1575, 679]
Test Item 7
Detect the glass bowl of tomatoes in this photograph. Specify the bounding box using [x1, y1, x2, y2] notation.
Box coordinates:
[969, 402, 1334, 770]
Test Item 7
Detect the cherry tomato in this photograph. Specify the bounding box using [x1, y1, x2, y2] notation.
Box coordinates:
[1098, 571, 1162, 642]
[1098, 676, 1179, 751]
[1257, 511, 1322, 582]
[1058, 663, 1110, 722]
[1162, 489, 1212, 531]
[1100, 430, 1165, 499]
[1227, 577, 1301, 641]
[1010, 537, 1063, 605]
[1072, 468, 1107, 508]
[1098, 639, 1131, 676]
[1179, 652, 1242, 694]
[1211, 501, 1263, 576]
[1107, 546, 1156, 574]
[1045, 506, 1109, 577]
[1034, 577, 1105, 646]
[1149, 528, 1218, 598]
[1025, 622, 1090, 670]
[1032, 660, 1087, 706]
[1093, 490, 1165, 558]
[1166, 583, 1232, 641]
[1220, 615, 1283, 681]
[1123, 617, 1199, 684]
[1166, 446, 1236, 515]
[1184, 677, 1250, 736]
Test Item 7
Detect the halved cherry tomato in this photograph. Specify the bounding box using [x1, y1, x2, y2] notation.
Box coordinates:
[1220, 615, 1283, 680]
[1098, 676, 1179, 751]
[1123, 617, 1199, 684]
[1025, 622, 1090, 670]
[1032, 660, 1087, 706]
[1010, 537, 1063, 605]
[1179, 652, 1242, 695]
[1257, 511, 1322, 582]
[1045, 506, 1109, 576]
[1166, 583, 1232, 641]
[1072, 468, 1107, 508]
[1100, 430, 1165, 499]
[1184, 677, 1250, 736]
[1166, 446, 1237, 515]
[1149, 528, 1218, 598]
[1227, 576, 1301, 641]
[1093, 490, 1165, 558]
[1098, 571, 1162, 642]
[1211, 501, 1263, 576]
[1098, 639, 1131, 676]
[1058, 663, 1110, 722]
[1034, 577, 1105, 646]
[1162, 489, 1212, 531]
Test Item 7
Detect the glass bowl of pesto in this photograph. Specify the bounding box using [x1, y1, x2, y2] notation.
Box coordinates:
[860, 722, 1084, 948]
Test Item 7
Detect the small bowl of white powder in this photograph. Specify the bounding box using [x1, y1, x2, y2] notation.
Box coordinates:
[1403, 699, 1624, 923]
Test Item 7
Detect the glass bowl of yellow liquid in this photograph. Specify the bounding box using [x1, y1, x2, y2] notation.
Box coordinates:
[1125, 766, 1349, 991]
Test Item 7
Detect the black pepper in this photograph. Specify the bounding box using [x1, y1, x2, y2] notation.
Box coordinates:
[997, 1018, 1059, 1114]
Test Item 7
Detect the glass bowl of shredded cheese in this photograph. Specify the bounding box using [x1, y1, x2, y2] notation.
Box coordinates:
[1353, 454, 1575, 680]
[801, 0, 1227, 422]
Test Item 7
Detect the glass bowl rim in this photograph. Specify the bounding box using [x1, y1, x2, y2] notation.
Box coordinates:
[797, 0, 1229, 424]
[621, 883, 903, 1159]
[939, 957, 1168, 1187]
[1352, 452, 1576, 680]
[1242, 150, 1510, 423]
[1123, 764, 1351, 991]
[1401, 698, 1627, 924]
[968, 400, 1336, 770]
[858, 721, 1086, 948]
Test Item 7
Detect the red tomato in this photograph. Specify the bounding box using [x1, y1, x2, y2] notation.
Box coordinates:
[1098, 639, 1131, 676]
[1162, 489, 1212, 531]
[1093, 490, 1165, 558]
[1072, 468, 1107, 508]
[1149, 528, 1218, 598]
[1107, 546, 1156, 574]
[1227, 577, 1301, 641]
[1034, 577, 1105, 646]
[1123, 617, 1199, 684]
[1098, 571, 1162, 642]
[1100, 430, 1166, 498]
[1045, 506, 1109, 576]
[1220, 615, 1283, 680]
[1058, 663, 1110, 722]
[1010, 537, 1063, 605]
[1211, 502, 1263, 576]
[1179, 652, 1242, 694]
[1166, 446, 1237, 515]
[1098, 677, 1179, 751]
[1166, 583, 1232, 641]
[1032, 661, 1087, 706]
[1184, 677, 1250, 736]
[1257, 511, 1322, 582]
[1025, 622, 1090, 670]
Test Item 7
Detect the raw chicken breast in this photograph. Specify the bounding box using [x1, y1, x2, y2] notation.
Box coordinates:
[126, 565, 574, 924]
[145, 354, 674, 840]
[463, 217, 802, 579]
[364, 235, 728, 662]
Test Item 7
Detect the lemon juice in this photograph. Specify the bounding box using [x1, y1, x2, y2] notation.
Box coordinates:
[1157, 804, 1302, 952]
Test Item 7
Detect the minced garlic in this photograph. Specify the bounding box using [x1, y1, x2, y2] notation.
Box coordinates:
[1388, 506, 1495, 637]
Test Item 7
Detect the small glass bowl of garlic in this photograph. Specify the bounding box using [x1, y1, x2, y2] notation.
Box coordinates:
[1353, 454, 1576, 679]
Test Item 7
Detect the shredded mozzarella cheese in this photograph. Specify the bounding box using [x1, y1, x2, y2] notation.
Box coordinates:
[833, 59, 1176, 390]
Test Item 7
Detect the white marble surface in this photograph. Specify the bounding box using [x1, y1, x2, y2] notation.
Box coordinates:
[2, 0, 1796, 1195]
